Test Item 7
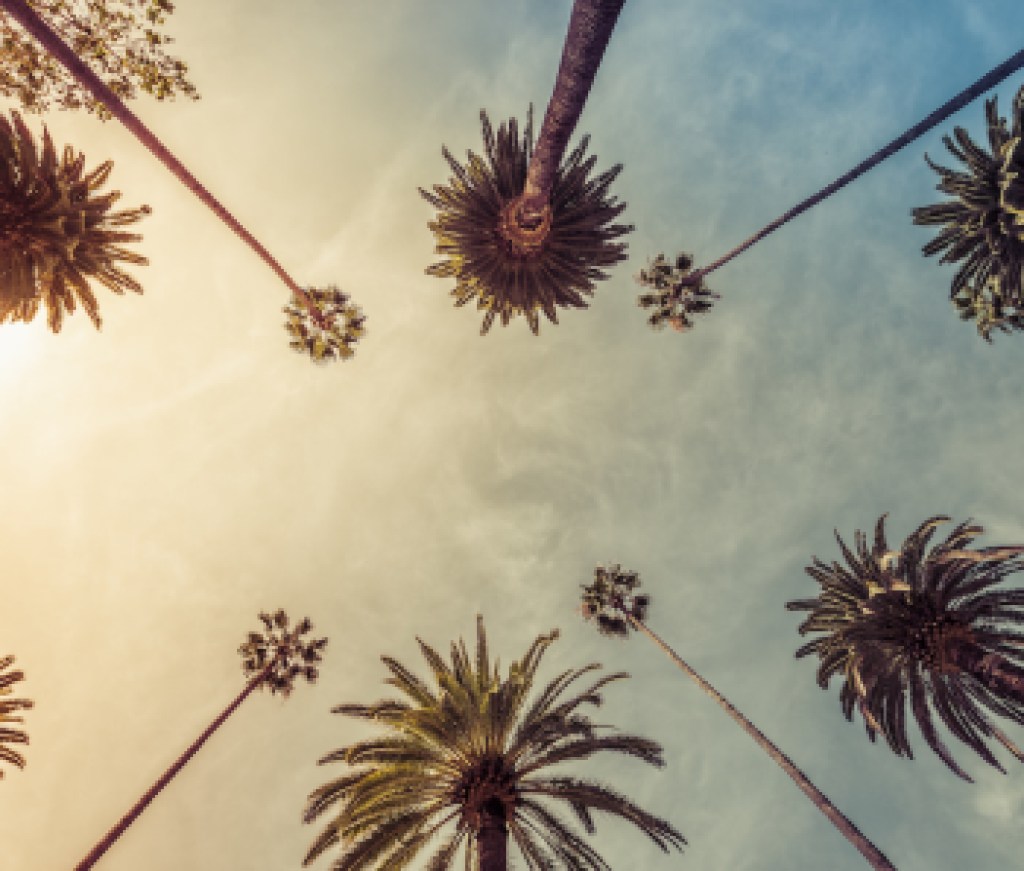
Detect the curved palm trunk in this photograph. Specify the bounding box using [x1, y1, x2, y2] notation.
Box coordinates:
[516, 0, 626, 223]
[628, 616, 897, 871]
[75, 660, 274, 871]
[681, 47, 1024, 288]
[476, 809, 508, 871]
[0, 0, 322, 323]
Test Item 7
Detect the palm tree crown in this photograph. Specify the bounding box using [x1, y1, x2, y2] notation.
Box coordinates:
[913, 84, 1024, 341]
[0, 110, 149, 331]
[302, 615, 684, 870]
[787, 513, 1024, 782]
[239, 609, 329, 697]
[0, 654, 31, 778]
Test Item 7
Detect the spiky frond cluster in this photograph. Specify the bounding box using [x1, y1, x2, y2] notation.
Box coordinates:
[580, 564, 651, 638]
[303, 615, 684, 870]
[419, 106, 633, 335]
[238, 609, 328, 698]
[787, 514, 1024, 781]
[0, 111, 150, 331]
[912, 85, 1024, 341]
[283, 286, 365, 363]
[0, 654, 32, 777]
[635, 252, 719, 333]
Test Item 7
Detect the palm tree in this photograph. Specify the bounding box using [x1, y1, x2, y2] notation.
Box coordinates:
[419, 0, 633, 335]
[0, 0, 363, 361]
[302, 614, 684, 870]
[0, 654, 32, 778]
[75, 609, 327, 871]
[786, 514, 1024, 783]
[912, 84, 1024, 341]
[635, 251, 720, 333]
[581, 564, 896, 871]
[666, 49, 1024, 309]
[0, 109, 149, 331]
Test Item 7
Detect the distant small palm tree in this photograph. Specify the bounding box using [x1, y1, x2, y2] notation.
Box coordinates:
[787, 514, 1024, 782]
[0, 110, 149, 331]
[75, 610, 327, 871]
[0, 654, 32, 778]
[635, 251, 719, 333]
[1, 0, 363, 361]
[582, 565, 896, 871]
[303, 614, 684, 871]
[666, 49, 1024, 311]
[420, 0, 632, 335]
[912, 85, 1024, 341]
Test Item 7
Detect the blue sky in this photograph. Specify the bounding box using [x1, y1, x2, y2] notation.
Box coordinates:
[2, 1, 1024, 869]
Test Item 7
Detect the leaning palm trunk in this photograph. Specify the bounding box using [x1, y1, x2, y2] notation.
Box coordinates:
[679, 47, 1024, 288]
[516, 0, 626, 223]
[0, 0, 323, 324]
[75, 659, 275, 871]
[628, 615, 896, 871]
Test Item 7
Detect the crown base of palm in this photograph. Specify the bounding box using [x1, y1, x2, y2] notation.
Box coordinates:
[420, 107, 632, 336]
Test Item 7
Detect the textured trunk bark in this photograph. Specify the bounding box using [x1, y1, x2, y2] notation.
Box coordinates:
[74, 661, 275, 871]
[0, 0, 323, 323]
[950, 638, 1024, 704]
[518, 0, 626, 220]
[630, 617, 897, 871]
[476, 807, 508, 871]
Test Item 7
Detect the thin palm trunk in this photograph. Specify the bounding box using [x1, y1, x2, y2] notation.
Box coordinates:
[477, 809, 508, 871]
[0, 0, 322, 323]
[74, 659, 275, 871]
[627, 615, 896, 871]
[517, 0, 625, 222]
[681, 47, 1024, 288]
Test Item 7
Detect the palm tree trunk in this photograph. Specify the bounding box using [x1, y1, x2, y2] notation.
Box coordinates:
[628, 615, 896, 871]
[476, 809, 508, 871]
[518, 0, 626, 221]
[950, 638, 1024, 704]
[0, 0, 323, 324]
[681, 47, 1024, 288]
[74, 660, 274, 871]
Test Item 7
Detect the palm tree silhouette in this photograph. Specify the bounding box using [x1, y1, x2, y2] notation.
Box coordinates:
[913, 84, 1024, 340]
[668, 49, 1024, 302]
[75, 609, 327, 871]
[0, 0, 363, 361]
[0, 110, 150, 331]
[788, 514, 1024, 783]
[0, 654, 32, 778]
[303, 614, 684, 870]
[420, 0, 633, 335]
[581, 564, 896, 871]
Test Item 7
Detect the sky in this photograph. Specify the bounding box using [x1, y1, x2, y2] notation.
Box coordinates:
[2, 0, 1024, 869]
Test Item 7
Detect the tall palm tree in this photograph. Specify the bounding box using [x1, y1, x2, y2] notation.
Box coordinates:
[912, 84, 1024, 341]
[302, 615, 684, 871]
[664, 49, 1024, 309]
[0, 0, 363, 361]
[0, 654, 32, 778]
[0, 109, 149, 331]
[635, 251, 720, 332]
[581, 564, 896, 871]
[786, 514, 1024, 783]
[420, 0, 633, 335]
[75, 609, 327, 871]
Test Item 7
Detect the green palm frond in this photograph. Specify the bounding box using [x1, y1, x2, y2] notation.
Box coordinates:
[635, 251, 720, 333]
[912, 85, 1024, 341]
[303, 615, 682, 869]
[0, 110, 149, 332]
[238, 609, 327, 698]
[419, 107, 632, 336]
[787, 513, 1024, 781]
[0, 654, 32, 777]
[283, 285, 366, 363]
